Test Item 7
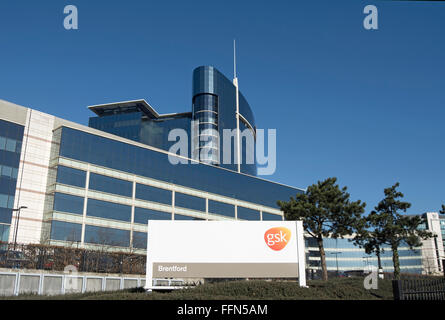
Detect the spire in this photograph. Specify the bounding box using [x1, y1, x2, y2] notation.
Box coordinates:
[233, 39, 241, 173]
[233, 39, 237, 80]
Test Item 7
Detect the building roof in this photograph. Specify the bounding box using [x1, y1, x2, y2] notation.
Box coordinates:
[88, 99, 192, 120]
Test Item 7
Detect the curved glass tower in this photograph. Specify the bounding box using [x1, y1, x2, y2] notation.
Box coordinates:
[89, 65, 258, 176]
[192, 93, 219, 165]
[192, 66, 257, 176]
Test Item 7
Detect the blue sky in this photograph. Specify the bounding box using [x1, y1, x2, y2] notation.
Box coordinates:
[0, 0, 444, 215]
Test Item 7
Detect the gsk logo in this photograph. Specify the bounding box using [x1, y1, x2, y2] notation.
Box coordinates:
[264, 227, 291, 251]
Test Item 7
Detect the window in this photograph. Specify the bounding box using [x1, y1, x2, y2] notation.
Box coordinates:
[50, 221, 82, 242]
[84, 225, 130, 247]
[237, 207, 260, 221]
[0, 194, 14, 209]
[87, 198, 131, 222]
[174, 214, 204, 220]
[11, 168, 18, 179]
[1, 166, 12, 178]
[132, 231, 147, 249]
[262, 212, 283, 221]
[0, 208, 12, 224]
[175, 193, 205, 212]
[5, 139, 16, 152]
[136, 184, 171, 205]
[134, 207, 171, 225]
[0, 165, 18, 180]
[89, 173, 132, 197]
[56, 166, 86, 188]
[0, 224, 10, 242]
[208, 200, 234, 218]
[53, 193, 84, 215]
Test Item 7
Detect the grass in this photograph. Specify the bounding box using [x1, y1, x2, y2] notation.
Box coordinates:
[3, 277, 395, 300]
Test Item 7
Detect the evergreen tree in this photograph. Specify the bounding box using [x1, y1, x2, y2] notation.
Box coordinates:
[354, 183, 433, 279]
[278, 177, 366, 281]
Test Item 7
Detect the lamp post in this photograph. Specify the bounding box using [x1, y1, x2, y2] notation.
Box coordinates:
[330, 251, 342, 276]
[363, 256, 371, 273]
[12, 206, 27, 250]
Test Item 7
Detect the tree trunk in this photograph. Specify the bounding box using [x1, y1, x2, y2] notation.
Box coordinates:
[376, 247, 382, 271]
[376, 247, 384, 279]
[392, 243, 401, 279]
[317, 237, 328, 281]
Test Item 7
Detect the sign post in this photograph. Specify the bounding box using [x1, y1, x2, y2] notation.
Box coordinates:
[145, 220, 306, 291]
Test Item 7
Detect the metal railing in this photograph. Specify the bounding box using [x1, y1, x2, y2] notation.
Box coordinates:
[393, 278, 445, 300]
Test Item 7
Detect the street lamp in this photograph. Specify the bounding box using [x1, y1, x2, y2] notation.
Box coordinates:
[12, 206, 28, 250]
[330, 251, 342, 276]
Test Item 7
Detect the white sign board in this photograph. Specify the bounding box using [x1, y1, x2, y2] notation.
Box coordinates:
[145, 220, 306, 289]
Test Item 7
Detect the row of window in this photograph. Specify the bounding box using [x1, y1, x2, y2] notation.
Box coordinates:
[58, 127, 302, 209]
[0, 121, 23, 232]
[307, 249, 422, 259]
[50, 220, 183, 249]
[0, 165, 19, 180]
[53, 191, 282, 223]
[53, 192, 206, 223]
[0, 136, 22, 154]
[56, 165, 284, 220]
[306, 237, 422, 252]
[308, 259, 423, 269]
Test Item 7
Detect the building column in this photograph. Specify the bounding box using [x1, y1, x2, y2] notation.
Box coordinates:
[80, 165, 90, 245]
[129, 178, 136, 249]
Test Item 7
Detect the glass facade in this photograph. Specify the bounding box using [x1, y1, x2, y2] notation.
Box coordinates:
[58, 127, 300, 209]
[306, 237, 424, 274]
[192, 93, 219, 165]
[193, 66, 257, 176]
[41, 66, 304, 251]
[88, 66, 257, 176]
[89, 110, 193, 155]
[47, 123, 302, 250]
[0, 119, 24, 240]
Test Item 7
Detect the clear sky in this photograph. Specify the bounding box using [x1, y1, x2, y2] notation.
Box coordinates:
[0, 0, 444, 215]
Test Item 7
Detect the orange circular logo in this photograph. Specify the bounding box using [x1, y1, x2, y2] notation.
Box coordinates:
[264, 227, 291, 251]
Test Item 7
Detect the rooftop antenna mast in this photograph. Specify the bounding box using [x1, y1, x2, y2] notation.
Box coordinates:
[233, 39, 237, 80]
[233, 39, 241, 173]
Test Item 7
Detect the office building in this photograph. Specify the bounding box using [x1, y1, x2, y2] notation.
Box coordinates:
[0, 66, 303, 254]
